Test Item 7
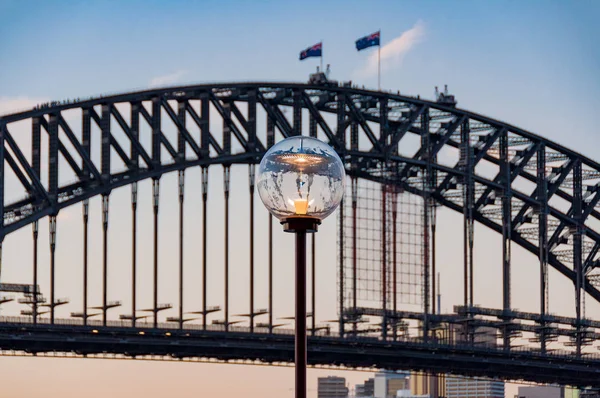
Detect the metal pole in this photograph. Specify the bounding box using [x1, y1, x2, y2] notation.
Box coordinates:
[102, 195, 109, 326]
[392, 189, 398, 340]
[381, 183, 387, 340]
[152, 179, 159, 328]
[295, 230, 307, 398]
[431, 205, 437, 315]
[574, 160, 583, 357]
[224, 166, 230, 331]
[131, 183, 137, 327]
[202, 167, 208, 329]
[339, 199, 344, 337]
[537, 145, 548, 354]
[311, 234, 316, 336]
[249, 164, 255, 333]
[352, 177, 358, 336]
[49, 215, 57, 324]
[500, 130, 511, 350]
[378, 37, 381, 91]
[33, 221, 39, 324]
[178, 170, 185, 330]
[268, 213, 273, 333]
[82, 201, 89, 325]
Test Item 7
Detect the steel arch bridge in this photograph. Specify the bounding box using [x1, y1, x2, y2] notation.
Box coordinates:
[1, 82, 600, 387]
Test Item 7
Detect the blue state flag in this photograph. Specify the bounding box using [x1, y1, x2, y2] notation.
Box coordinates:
[355, 31, 380, 51]
[299, 42, 322, 60]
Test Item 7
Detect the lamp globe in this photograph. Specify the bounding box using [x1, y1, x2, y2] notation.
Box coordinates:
[257, 136, 345, 223]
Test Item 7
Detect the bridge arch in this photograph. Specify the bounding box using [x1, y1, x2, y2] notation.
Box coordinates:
[2, 82, 599, 304]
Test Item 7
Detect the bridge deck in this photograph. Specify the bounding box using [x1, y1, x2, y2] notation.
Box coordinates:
[0, 317, 598, 387]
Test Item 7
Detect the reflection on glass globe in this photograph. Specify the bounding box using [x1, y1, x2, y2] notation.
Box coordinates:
[257, 136, 345, 221]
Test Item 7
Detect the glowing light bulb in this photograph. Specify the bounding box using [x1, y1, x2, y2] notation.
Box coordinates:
[294, 199, 309, 215]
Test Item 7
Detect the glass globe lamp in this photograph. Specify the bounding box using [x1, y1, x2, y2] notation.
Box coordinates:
[257, 136, 345, 229]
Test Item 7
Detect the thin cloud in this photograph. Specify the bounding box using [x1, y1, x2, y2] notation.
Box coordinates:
[149, 70, 188, 87]
[0, 96, 49, 116]
[356, 20, 425, 77]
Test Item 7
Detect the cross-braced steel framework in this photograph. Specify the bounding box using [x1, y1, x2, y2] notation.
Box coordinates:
[1, 82, 600, 387]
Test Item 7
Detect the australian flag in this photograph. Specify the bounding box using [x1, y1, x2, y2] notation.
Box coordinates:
[355, 31, 380, 51]
[299, 42, 322, 60]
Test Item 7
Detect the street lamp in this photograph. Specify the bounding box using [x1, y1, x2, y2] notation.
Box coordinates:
[257, 136, 345, 398]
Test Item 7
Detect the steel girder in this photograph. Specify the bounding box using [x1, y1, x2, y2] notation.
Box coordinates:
[2, 82, 600, 309]
[0, 322, 599, 387]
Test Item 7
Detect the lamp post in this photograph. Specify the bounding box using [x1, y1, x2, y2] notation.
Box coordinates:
[257, 136, 345, 398]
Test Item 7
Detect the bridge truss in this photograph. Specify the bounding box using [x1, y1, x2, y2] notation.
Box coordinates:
[1, 82, 600, 387]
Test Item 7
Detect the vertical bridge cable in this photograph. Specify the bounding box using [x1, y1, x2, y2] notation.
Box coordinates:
[32, 221, 39, 324]
[267, 114, 274, 333]
[350, 120, 358, 337]
[82, 201, 89, 326]
[249, 164, 255, 333]
[223, 166, 230, 331]
[178, 170, 185, 330]
[177, 100, 186, 330]
[352, 177, 358, 336]
[131, 183, 138, 327]
[460, 117, 475, 343]
[152, 179, 160, 328]
[49, 215, 57, 324]
[130, 102, 140, 328]
[537, 144, 548, 353]
[500, 129, 512, 350]
[392, 188, 398, 340]
[32, 116, 41, 325]
[102, 195, 109, 326]
[311, 234, 316, 336]
[381, 182, 387, 340]
[201, 166, 208, 330]
[422, 108, 431, 343]
[573, 160, 583, 358]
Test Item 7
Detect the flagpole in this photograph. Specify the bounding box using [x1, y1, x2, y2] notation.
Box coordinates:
[378, 30, 381, 91]
[320, 41, 323, 72]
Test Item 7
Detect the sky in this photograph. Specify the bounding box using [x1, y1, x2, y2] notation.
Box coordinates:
[1, 1, 600, 397]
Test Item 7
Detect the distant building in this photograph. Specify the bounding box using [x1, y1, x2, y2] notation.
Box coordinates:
[318, 376, 348, 398]
[516, 385, 580, 398]
[356, 378, 375, 397]
[410, 373, 446, 397]
[446, 376, 504, 398]
[396, 390, 431, 398]
[374, 372, 410, 398]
